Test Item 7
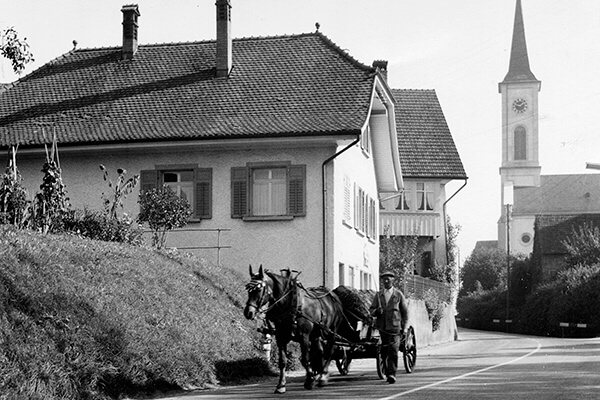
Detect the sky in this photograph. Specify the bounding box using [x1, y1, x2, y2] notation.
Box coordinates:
[2, 0, 600, 265]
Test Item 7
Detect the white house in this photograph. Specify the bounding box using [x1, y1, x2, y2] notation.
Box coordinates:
[0, 2, 402, 288]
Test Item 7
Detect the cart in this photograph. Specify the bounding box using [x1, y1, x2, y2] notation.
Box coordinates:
[332, 287, 417, 378]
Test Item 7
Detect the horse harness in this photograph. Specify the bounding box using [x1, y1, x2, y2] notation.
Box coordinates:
[245, 271, 338, 339]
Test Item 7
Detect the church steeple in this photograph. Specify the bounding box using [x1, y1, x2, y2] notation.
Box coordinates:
[502, 0, 538, 83]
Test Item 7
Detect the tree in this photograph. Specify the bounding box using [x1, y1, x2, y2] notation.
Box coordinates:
[137, 185, 191, 249]
[460, 246, 507, 296]
[379, 226, 419, 286]
[1, 27, 34, 75]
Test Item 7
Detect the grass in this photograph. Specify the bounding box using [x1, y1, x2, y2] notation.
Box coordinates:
[0, 225, 269, 399]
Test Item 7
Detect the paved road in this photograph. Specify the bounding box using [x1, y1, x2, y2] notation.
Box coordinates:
[150, 328, 600, 400]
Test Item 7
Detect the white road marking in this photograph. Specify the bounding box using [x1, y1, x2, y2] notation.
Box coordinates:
[378, 340, 542, 399]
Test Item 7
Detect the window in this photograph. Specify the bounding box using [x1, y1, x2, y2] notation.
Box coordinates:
[348, 265, 355, 288]
[354, 185, 377, 237]
[140, 166, 212, 219]
[396, 190, 412, 211]
[360, 125, 370, 154]
[360, 271, 371, 290]
[231, 163, 306, 219]
[416, 182, 434, 211]
[514, 126, 527, 160]
[338, 263, 345, 286]
[397, 182, 435, 212]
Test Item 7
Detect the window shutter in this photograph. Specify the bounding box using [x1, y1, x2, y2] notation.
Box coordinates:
[231, 167, 248, 218]
[194, 168, 212, 219]
[343, 175, 352, 224]
[140, 170, 158, 193]
[288, 165, 306, 216]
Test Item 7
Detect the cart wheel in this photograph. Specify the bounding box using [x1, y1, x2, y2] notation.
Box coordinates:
[335, 347, 352, 375]
[375, 344, 385, 379]
[403, 326, 417, 373]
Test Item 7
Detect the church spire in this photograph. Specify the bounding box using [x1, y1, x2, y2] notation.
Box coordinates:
[502, 0, 538, 83]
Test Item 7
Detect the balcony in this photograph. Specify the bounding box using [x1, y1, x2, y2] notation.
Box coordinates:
[379, 211, 442, 237]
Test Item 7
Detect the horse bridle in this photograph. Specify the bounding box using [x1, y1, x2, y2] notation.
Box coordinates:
[245, 274, 296, 320]
[245, 276, 273, 317]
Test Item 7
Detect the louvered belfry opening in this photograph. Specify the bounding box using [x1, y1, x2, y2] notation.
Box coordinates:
[121, 4, 140, 61]
[215, 0, 232, 77]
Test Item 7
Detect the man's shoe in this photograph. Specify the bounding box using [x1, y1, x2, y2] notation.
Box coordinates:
[386, 375, 396, 384]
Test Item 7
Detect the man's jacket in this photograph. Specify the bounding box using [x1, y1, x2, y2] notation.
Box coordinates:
[369, 288, 409, 334]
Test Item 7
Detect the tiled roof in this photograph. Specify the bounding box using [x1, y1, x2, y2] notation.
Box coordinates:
[474, 240, 499, 252]
[514, 174, 600, 216]
[535, 214, 600, 255]
[0, 33, 375, 147]
[392, 89, 467, 179]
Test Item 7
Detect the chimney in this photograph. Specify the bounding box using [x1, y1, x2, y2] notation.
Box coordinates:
[216, 0, 232, 78]
[372, 60, 388, 82]
[121, 4, 140, 61]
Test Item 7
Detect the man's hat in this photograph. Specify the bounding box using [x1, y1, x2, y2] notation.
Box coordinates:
[380, 270, 395, 278]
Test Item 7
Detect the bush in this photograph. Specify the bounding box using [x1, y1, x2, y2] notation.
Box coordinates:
[138, 186, 191, 249]
[457, 288, 507, 330]
[520, 264, 600, 337]
[422, 289, 445, 331]
[62, 208, 143, 245]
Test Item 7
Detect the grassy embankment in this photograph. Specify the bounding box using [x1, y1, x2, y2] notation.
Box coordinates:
[0, 225, 272, 399]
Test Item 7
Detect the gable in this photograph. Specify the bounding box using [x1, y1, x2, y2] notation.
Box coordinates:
[0, 33, 375, 148]
[392, 89, 466, 180]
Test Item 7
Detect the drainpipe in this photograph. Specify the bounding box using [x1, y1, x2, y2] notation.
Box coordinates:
[322, 135, 360, 286]
[442, 178, 468, 264]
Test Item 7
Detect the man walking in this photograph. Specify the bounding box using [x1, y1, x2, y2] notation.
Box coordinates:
[369, 270, 409, 384]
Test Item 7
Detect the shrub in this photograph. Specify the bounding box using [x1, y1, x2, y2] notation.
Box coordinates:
[137, 186, 191, 249]
[0, 164, 29, 227]
[32, 159, 70, 234]
[423, 289, 445, 331]
[520, 264, 600, 337]
[62, 208, 143, 245]
[457, 288, 507, 330]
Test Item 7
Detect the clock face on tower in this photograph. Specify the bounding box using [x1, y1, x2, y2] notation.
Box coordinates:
[512, 98, 528, 113]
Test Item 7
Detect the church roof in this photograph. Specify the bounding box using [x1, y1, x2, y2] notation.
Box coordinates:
[514, 174, 600, 216]
[392, 89, 467, 180]
[501, 0, 539, 83]
[535, 214, 600, 255]
[0, 33, 375, 148]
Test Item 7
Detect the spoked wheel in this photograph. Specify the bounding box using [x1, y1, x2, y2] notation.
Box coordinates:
[335, 347, 352, 375]
[375, 343, 385, 379]
[403, 326, 417, 373]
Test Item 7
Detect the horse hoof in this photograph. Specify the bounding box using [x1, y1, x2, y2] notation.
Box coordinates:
[317, 376, 328, 387]
[274, 386, 286, 394]
[304, 378, 316, 390]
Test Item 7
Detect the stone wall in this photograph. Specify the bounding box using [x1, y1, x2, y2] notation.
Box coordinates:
[407, 299, 458, 347]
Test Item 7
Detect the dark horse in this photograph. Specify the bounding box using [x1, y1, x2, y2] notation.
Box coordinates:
[243, 265, 345, 394]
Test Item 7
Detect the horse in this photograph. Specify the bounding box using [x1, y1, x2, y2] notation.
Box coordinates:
[243, 265, 346, 394]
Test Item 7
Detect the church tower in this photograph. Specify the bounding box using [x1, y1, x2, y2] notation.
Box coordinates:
[498, 0, 541, 252]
